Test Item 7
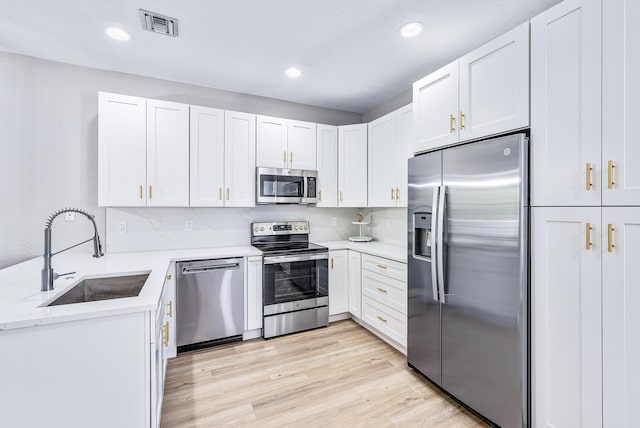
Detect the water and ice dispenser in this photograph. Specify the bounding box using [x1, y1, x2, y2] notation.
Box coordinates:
[413, 213, 432, 260]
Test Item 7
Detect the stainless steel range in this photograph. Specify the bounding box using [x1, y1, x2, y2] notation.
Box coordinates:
[251, 221, 329, 338]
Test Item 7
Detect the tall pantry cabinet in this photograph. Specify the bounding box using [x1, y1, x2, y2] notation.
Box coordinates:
[531, 0, 640, 426]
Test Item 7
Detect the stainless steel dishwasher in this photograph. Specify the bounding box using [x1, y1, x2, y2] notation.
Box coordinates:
[176, 258, 244, 352]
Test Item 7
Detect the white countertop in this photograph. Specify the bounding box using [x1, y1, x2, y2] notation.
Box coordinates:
[318, 240, 406, 263]
[0, 246, 261, 332]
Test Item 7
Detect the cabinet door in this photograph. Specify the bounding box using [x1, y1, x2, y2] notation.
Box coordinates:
[602, 207, 640, 427]
[338, 124, 368, 207]
[459, 22, 529, 141]
[225, 111, 256, 207]
[246, 256, 263, 331]
[396, 104, 413, 208]
[532, 207, 602, 428]
[348, 250, 362, 318]
[146, 99, 190, 207]
[531, 0, 601, 207]
[256, 115, 287, 168]
[98, 92, 147, 206]
[164, 262, 177, 359]
[288, 120, 316, 170]
[328, 250, 349, 315]
[368, 111, 398, 207]
[412, 61, 459, 153]
[316, 124, 338, 207]
[189, 106, 225, 207]
[602, 0, 640, 205]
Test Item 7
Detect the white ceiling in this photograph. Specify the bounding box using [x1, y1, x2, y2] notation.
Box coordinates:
[0, 0, 561, 113]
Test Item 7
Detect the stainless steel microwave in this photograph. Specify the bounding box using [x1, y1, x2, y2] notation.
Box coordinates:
[256, 167, 318, 204]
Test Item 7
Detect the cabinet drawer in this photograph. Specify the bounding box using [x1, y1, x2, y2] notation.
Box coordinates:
[362, 296, 407, 347]
[362, 254, 406, 282]
[362, 269, 407, 314]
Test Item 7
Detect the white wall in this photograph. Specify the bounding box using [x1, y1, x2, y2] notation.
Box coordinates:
[0, 52, 362, 268]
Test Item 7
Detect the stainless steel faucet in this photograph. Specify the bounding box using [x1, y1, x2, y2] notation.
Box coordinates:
[41, 208, 104, 291]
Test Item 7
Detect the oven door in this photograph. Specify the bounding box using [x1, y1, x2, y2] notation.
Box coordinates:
[263, 252, 329, 315]
[256, 168, 306, 204]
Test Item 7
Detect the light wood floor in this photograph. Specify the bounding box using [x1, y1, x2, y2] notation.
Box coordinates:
[161, 320, 489, 428]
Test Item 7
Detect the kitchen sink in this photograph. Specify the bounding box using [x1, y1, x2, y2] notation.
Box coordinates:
[46, 273, 150, 306]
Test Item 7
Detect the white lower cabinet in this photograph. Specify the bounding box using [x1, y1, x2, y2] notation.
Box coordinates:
[329, 250, 349, 315]
[361, 296, 406, 346]
[360, 254, 407, 348]
[164, 262, 177, 359]
[602, 207, 640, 427]
[532, 207, 602, 427]
[347, 250, 361, 318]
[246, 256, 263, 331]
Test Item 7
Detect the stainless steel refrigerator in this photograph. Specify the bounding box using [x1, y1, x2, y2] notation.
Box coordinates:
[407, 133, 529, 427]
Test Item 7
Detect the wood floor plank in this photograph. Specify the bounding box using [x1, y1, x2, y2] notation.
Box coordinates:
[161, 320, 489, 428]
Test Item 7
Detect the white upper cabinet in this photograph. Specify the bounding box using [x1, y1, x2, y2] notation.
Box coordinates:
[413, 23, 529, 154]
[224, 110, 256, 207]
[602, 207, 640, 427]
[287, 120, 317, 170]
[396, 104, 412, 208]
[459, 22, 529, 141]
[189, 106, 225, 207]
[338, 124, 368, 207]
[368, 104, 413, 208]
[257, 116, 316, 169]
[98, 92, 147, 207]
[532, 206, 602, 428]
[413, 61, 459, 153]
[602, 0, 640, 206]
[531, 0, 601, 207]
[368, 111, 399, 207]
[256, 115, 288, 168]
[316, 124, 338, 207]
[146, 99, 190, 207]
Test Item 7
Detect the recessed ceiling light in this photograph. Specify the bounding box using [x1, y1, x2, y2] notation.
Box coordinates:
[104, 26, 132, 41]
[285, 67, 302, 78]
[399, 22, 424, 38]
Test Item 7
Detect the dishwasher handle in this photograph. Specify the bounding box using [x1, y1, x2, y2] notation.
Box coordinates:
[180, 263, 240, 274]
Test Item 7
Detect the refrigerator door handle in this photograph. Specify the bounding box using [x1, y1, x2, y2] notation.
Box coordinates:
[430, 187, 440, 302]
[437, 185, 446, 304]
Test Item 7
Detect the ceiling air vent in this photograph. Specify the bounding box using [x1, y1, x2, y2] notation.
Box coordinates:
[139, 9, 179, 37]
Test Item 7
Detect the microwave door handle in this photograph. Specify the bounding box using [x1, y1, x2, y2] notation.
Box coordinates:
[437, 185, 447, 304]
[430, 187, 440, 302]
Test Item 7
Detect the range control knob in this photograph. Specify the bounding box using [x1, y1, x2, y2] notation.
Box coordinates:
[260, 227, 264, 231]
[253, 227, 259, 232]
[294, 226, 299, 230]
[304, 225, 308, 230]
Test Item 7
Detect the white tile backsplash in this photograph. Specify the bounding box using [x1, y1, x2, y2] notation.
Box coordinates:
[360, 207, 407, 247]
[105, 206, 360, 253]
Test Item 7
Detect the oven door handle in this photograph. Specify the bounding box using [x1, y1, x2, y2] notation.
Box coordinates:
[263, 253, 329, 264]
